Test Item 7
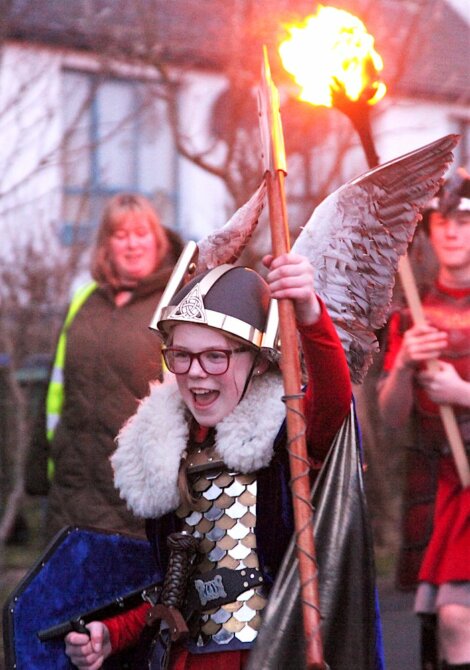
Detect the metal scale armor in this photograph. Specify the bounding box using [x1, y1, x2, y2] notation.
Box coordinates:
[176, 446, 267, 648]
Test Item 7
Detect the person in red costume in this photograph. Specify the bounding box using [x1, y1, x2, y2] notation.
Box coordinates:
[378, 170, 470, 670]
[63, 250, 352, 670]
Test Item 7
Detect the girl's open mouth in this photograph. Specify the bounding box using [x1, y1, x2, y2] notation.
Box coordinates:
[192, 389, 219, 408]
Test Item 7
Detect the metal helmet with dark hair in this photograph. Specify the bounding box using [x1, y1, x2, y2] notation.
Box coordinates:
[422, 167, 470, 233]
[149, 242, 279, 353]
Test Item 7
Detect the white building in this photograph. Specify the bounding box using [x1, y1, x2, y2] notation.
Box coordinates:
[1, 0, 469, 277]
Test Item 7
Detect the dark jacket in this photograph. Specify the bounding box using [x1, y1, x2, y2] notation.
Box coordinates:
[44, 235, 183, 539]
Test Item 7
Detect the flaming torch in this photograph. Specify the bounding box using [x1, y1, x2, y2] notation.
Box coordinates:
[279, 5, 386, 167]
[278, 6, 470, 487]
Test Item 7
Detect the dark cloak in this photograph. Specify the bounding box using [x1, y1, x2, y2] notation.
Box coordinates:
[246, 404, 385, 670]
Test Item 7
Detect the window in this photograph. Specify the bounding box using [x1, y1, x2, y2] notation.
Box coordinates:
[61, 71, 177, 245]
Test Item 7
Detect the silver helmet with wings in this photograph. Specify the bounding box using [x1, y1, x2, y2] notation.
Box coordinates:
[150, 134, 458, 383]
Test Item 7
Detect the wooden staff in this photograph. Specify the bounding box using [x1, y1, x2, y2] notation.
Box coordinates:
[258, 46, 325, 670]
[398, 255, 470, 487]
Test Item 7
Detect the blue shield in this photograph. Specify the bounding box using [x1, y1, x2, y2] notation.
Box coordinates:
[3, 526, 161, 669]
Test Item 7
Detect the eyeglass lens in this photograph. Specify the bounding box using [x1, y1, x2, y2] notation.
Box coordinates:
[163, 348, 246, 375]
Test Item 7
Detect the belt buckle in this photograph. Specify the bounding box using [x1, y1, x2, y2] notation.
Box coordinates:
[194, 574, 227, 607]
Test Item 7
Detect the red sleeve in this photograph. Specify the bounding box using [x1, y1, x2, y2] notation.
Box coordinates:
[299, 298, 352, 462]
[103, 602, 151, 653]
[382, 311, 404, 373]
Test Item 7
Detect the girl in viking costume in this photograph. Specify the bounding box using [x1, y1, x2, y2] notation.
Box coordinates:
[63, 249, 352, 669]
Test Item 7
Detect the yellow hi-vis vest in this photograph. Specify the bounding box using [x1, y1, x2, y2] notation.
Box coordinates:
[45, 282, 97, 479]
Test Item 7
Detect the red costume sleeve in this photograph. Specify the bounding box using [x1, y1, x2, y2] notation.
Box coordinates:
[299, 298, 352, 462]
[381, 311, 403, 373]
[103, 602, 150, 653]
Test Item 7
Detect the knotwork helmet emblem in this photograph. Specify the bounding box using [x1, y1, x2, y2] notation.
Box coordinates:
[168, 284, 207, 324]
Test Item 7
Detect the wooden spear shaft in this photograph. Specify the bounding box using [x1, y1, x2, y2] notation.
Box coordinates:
[265, 171, 324, 669]
[260, 47, 325, 670]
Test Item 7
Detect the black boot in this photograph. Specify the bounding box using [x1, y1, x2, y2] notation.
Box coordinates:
[421, 614, 438, 670]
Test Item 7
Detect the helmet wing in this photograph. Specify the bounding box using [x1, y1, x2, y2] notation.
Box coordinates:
[293, 133, 459, 383]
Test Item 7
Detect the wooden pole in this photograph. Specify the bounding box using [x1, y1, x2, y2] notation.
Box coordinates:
[259, 47, 325, 670]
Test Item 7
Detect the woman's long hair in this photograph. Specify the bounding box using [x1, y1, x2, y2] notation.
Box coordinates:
[91, 193, 170, 288]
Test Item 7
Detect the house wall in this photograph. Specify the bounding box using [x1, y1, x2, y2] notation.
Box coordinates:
[0, 41, 232, 273]
[374, 97, 470, 165]
[0, 40, 469, 274]
[0, 43, 63, 258]
[173, 71, 234, 240]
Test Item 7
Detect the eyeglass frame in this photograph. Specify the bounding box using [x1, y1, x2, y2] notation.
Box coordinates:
[161, 346, 251, 376]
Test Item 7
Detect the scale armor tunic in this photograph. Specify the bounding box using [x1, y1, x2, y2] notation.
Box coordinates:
[176, 446, 267, 648]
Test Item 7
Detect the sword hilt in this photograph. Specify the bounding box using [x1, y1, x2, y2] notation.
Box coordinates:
[146, 532, 199, 641]
[161, 532, 199, 608]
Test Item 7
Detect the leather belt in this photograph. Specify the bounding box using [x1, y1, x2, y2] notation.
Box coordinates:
[186, 567, 264, 613]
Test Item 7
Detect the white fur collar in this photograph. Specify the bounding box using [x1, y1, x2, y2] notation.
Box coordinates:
[111, 372, 285, 518]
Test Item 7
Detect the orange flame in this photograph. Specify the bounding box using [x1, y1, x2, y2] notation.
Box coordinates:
[279, 5, 386, 108]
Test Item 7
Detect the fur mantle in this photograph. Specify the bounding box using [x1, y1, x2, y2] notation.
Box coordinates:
[111, 372, 285, 518]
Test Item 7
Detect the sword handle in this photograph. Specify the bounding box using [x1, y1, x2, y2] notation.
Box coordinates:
[146, 532, 199, 641]
[161, 532, 199, 609]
